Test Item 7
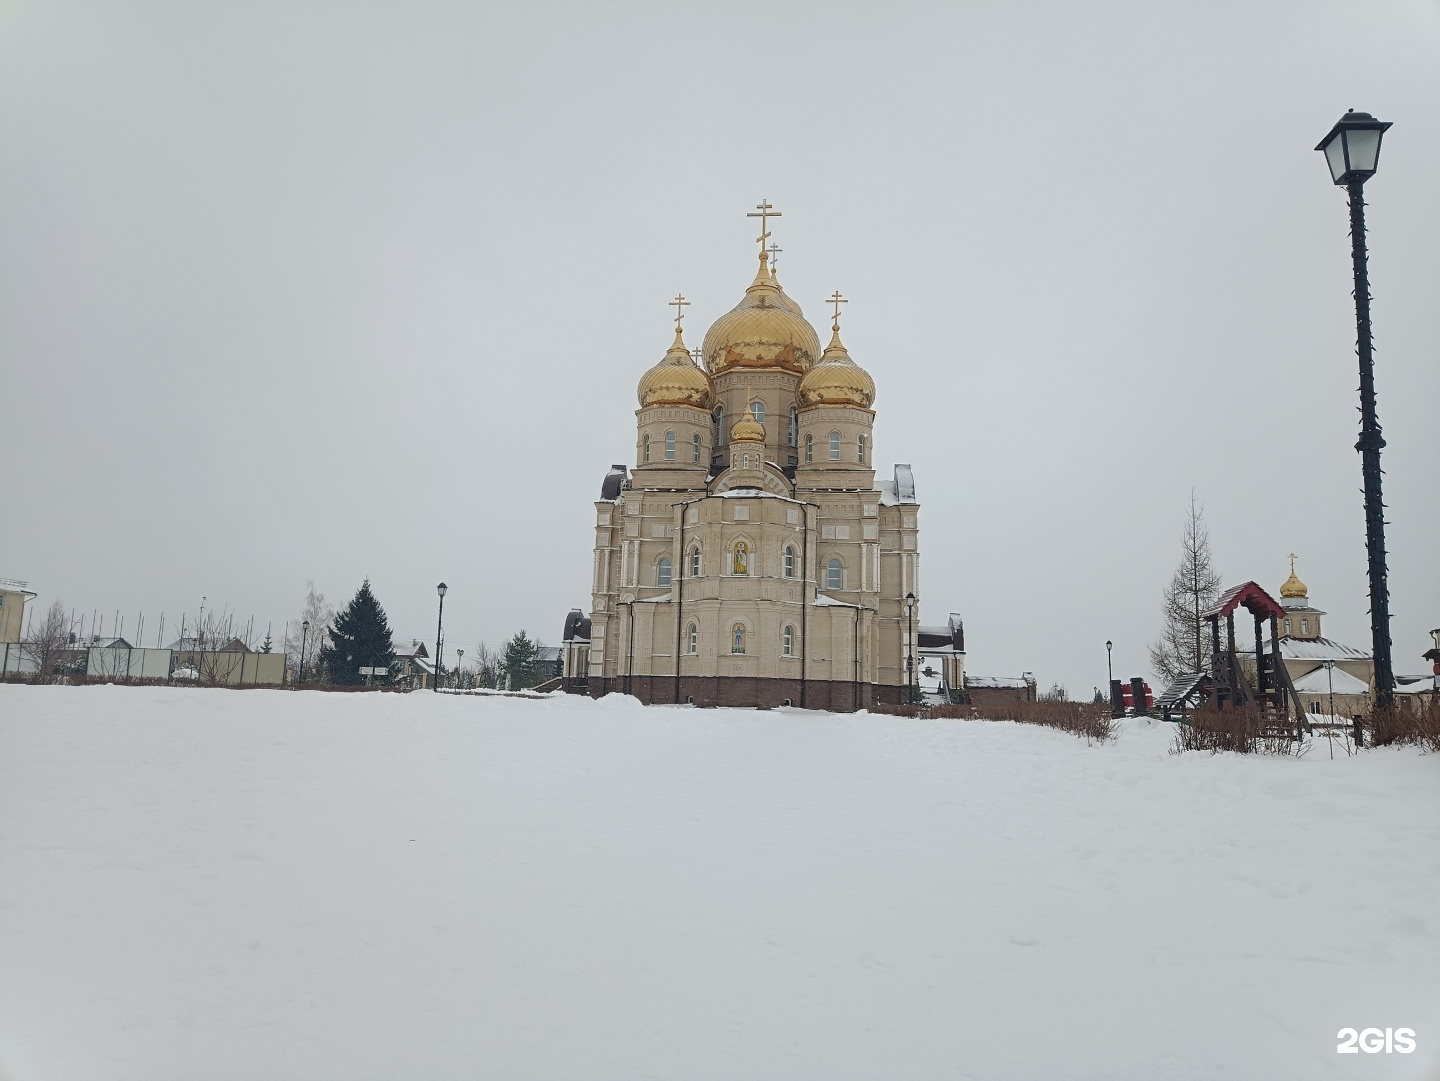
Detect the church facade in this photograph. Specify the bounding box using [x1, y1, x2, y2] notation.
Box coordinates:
[572, 214, 924, 710]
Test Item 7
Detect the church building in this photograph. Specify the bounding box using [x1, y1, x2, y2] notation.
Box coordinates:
[572, 206, 926, 710]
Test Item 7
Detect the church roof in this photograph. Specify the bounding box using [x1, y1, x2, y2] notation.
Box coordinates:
[1263, 634, 1371, 662]
[878, 464, 918, 505]
[702, 251, 821, 375]
[1291, 666, 1370, 695]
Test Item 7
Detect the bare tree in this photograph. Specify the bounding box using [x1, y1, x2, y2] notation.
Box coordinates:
[23, 600, 73, 681]
[470, 640, 501, 689]
[284, 581, 335, 682]
[1149, 491, 1224, 684]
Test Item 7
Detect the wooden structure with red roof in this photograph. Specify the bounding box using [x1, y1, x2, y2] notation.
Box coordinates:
[1201, 581, 1305, 732]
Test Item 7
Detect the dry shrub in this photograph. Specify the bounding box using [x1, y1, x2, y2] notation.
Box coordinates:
[1370, 697, 1440, 752]
[1170, 706, 1300, 756]
[875, 698, 1115, 742]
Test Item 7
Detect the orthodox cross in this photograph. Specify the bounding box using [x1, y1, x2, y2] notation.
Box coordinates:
[690, 346, 704, 366]
[1289, 553, 1297, 575]
[768, 242, 782, 271]
[827, 290, 848, 329]
[668, 292, 690, 327]
[747, 199, 782, 251]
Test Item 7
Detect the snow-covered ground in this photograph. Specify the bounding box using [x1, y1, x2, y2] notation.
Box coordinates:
[1, 685, 1436, 1080]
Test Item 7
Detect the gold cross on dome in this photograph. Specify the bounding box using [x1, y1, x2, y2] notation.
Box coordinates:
[747, 199, 782, 250]
[690, 346, 703, 365]
[828, 290, 848, 328]
[768, 242, 782, 270]
[1289, 553, 1297, 574]
[668, 292, 690, 327]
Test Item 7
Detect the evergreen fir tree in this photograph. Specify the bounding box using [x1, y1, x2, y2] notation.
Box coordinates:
[320, 579, 397, 685]
[502, 630, 539, 690]
[1148, 492, 1223, 684]
[260, 627, 273, 653]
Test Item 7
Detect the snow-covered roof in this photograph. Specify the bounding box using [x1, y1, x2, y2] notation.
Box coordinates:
[635, 592, 671, 603]
[1395, 674, 1437, 695]
[1269, 635, 1371, 662]
[966, 675, 1033, 690]
[878, 464, 918, 506]
[394, 641, 428, 658]
[814, 592, 859, 608]
[1291, 667, 1369, 696]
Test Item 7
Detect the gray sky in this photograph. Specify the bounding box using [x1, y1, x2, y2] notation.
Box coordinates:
[3, 1, 1437, 696]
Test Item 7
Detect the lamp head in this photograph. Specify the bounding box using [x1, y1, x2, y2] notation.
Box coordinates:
[1316, 110, 1391, 185]
[437, 582, 448, 597]
[302, 619, 310, 631]
[905, 593, 916, 608]
[1106, 640, 1113, 651]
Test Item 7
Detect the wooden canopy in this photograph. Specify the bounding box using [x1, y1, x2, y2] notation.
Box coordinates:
[1201, 582, 1287, 623]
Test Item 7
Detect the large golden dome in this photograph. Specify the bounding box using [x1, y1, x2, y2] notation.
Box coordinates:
[798, 324, 876, 409]
[1279, 558, 1308, 600]
[637, 326, 711, 409]
[730, 408, 765, 443]
[702, 252, 822, 376]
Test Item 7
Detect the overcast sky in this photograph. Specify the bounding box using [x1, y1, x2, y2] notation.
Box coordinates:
[2, 1, 1436, 695]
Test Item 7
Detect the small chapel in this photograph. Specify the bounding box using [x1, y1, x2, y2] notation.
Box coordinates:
[566, 204, 928, 710]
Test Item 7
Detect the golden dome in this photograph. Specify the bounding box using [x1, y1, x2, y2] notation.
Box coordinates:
[797, 324, 876, 409]
[1280, 557, 1308, 600]
[731, 392, 766, 442]
[637, 326, 711, 409]
[702, 252, 822, 376]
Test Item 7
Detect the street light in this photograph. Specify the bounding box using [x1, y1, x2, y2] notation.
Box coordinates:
[1105, 640, 1114, 685]
[1316, 110, 1396, 709]
[456, 648, 465, 691]
[434, 582, 447, 693]
[905, 592, 916, 705]
[299, 619, 310, 686]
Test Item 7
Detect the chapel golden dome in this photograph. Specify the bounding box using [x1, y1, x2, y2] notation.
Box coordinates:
[1280, 557, 1308, 600]
[701, 251, 822, 376]
[797, 323, 876, 409]
[730, 395, 766, 443]
[637, 326, 711, 409]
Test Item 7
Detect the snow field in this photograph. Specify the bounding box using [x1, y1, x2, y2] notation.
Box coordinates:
[0, 684, 1436, 1080]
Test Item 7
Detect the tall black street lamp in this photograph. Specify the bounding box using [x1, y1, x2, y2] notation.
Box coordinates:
[1315, 109, 1395, 709]
[299, 619, 310, 686]
[905, 592, 916, 704]
[456, 648, 465, 691]
[1105, 640, 1113, 685]
[433, 582, 447, 693]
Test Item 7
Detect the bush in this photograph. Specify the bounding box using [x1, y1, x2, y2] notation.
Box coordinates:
[1170, 706, 1301, 756]
[873, 697, 1115, 742]
[1370, 697, 1440, 752]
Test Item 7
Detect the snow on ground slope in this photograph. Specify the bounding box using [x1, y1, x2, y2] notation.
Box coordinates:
[0, 685, 1436, 1080]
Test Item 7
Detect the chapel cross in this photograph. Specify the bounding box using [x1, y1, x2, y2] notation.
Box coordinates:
[828, 290, 849, 329]
[747, 199, 782, 251]
[768, 242, 782, 271]
[668, 292, 690, 327]
[1289, 553, 1297, 574]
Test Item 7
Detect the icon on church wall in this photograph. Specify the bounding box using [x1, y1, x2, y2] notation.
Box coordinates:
[732, 624, 746, 654]
[733, 541, 749, 575]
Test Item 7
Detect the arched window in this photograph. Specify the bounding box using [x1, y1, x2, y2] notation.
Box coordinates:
[788, 407, 798, 447]
[732, 541, 749, 575]
[783, 545, 795, 578]
[713, 405, 725, 446]
[858, 433, 867, 464]
[829, 431, 841, 461]
[750, 399, 765, 425]
[664, 430, 676, 461]
[692, 432, 701, 463]
[805, 434, 814, 462]
[1283, 619, 1291, 636]
[783, 625, 794, 656]
[657, 557, 671, 587]
[826, 558, 842, 591]
[731, 623, 746, 654]
[688, 622, 698, 654]
[690, 546, 701, 577]
[643, 433, 651, 463]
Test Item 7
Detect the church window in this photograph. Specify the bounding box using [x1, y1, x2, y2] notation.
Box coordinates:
[690, 546, 701, 577]
[692, 433, 701, 463]
[1301, 618, 1309, 635]
[783, 625, 794, 656]
[688, 623, 697, 654]
[826, 559, 842, 591]
[643, 433, 651, 463]
[732, 624, 746, 654]
[1283, 619, 1291, 636]
[805, 434, 813, 463]
[829, 431, 841, 461]
[713, 405, 725, 446]
[664, 430, 676, 461]
[657, 557, 671, 587]
[858, 433, 867, 464]
[784, 546, 795, 578]
[733, 541, 749, 575]
[788, 407, 798, 447]
[751, 399, 765, 426]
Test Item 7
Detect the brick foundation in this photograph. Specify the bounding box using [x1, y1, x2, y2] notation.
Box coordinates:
[576, 675, 908, 712]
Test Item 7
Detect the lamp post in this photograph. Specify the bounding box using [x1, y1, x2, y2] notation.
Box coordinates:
[905, 592, 916, 704]
[299, 619, 310, 686]
[456, 648, 465, 691]
[1316, 109, 1395, 710]
[433, 582, 447, 693]
[1105, 640, 1113, 685]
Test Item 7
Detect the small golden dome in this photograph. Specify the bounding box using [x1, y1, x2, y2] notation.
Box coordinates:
[797, 324, 876, 409]
[702, 252, 822, 376]
[1280, 557, 1308, 600]
[731, 392, 766, 442]
[637, 326, 711, 409]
